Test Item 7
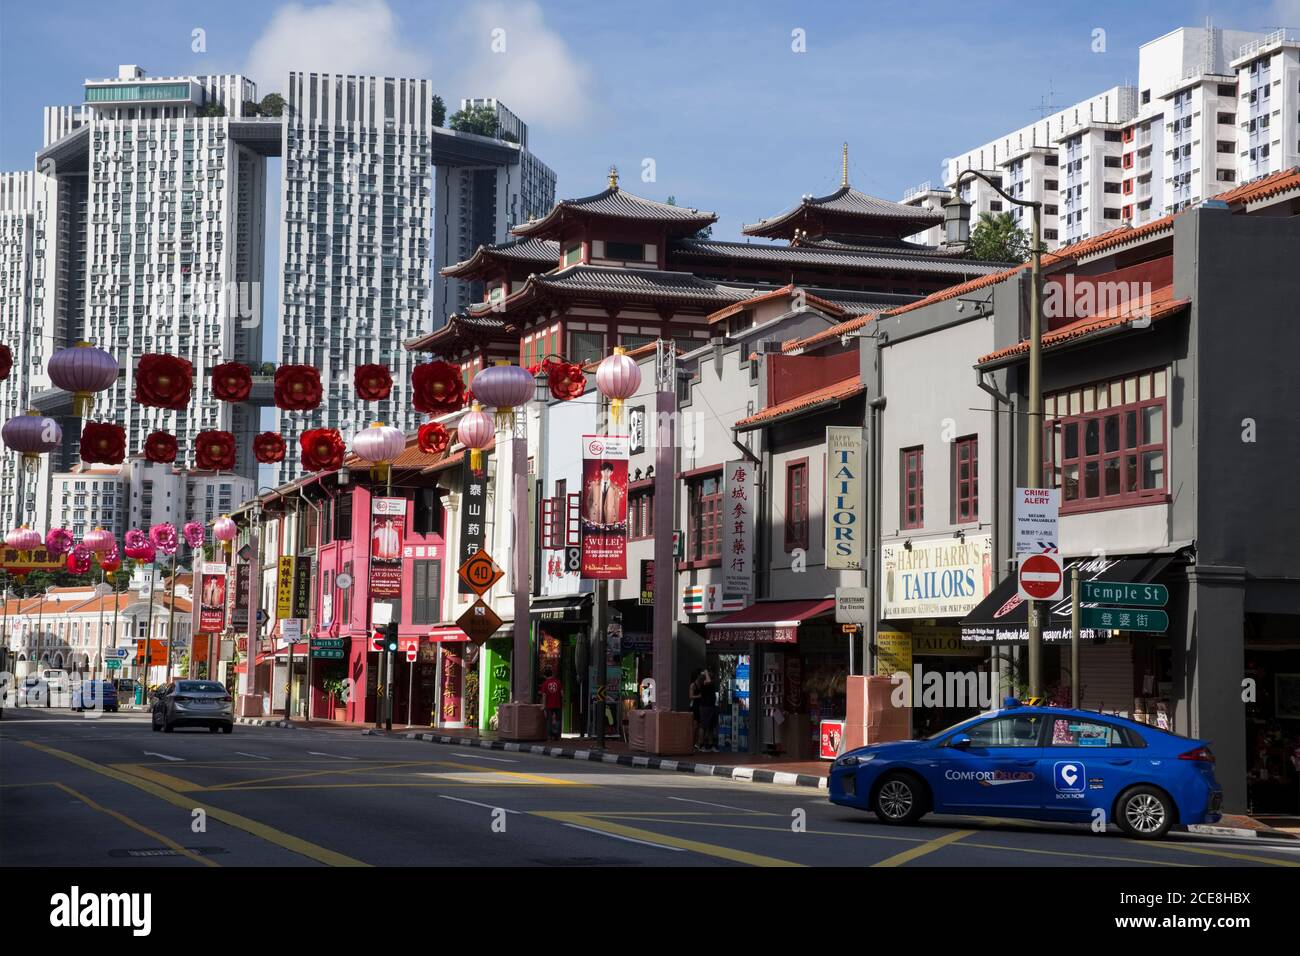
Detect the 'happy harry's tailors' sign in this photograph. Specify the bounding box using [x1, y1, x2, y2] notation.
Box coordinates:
[881, 533, 993, 619]
[825, 427, 866, 570]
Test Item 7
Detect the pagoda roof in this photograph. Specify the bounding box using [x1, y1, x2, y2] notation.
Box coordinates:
[466, 264, 751, 318]
[742, 184, 942, 241]
[404, 313, 512, 355]
[511, 184, 717, 240]
[670, 237, 1007, 278]
[440, 237, 560, 280]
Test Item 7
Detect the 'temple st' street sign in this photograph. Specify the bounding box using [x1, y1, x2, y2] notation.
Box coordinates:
[1080, 580, 1168, 607]
[1081, 607, 1169, 633]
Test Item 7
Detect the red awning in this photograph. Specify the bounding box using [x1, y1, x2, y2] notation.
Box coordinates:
[705, 598, 836, 643]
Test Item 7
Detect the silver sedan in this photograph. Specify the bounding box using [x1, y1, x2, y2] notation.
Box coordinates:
[151, 680, 234, 733]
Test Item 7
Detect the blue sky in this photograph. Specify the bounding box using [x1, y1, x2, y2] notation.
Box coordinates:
[2, 0, 1296, 344]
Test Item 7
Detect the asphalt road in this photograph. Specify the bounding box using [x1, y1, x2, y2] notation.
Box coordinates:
[4, 707, 1299, 869]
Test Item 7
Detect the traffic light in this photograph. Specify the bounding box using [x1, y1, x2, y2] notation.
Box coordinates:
[384, 620, 399, 654]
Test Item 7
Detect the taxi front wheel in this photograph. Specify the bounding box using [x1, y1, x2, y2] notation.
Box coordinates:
[872, 772, 928, 825]
[1115, 785, 1174, 839]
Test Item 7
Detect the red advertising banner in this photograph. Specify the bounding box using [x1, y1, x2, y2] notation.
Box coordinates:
[579, 433, 629, 579]
[198, 563, 228, 634]
[370, 496, 406, 598]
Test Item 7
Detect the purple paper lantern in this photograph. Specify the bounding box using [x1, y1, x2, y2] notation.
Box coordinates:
[47, 342, 119, 418]
[2, 410, 62, 472]
[471, 361, 534, 429]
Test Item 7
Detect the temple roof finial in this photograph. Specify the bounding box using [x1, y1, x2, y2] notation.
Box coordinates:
[841, 143, 849, 188]
[608, 164, 619, 189]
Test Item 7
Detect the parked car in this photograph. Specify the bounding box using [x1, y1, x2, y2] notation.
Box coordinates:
[41, 669, 71, 702]
[828, 698, 1222, 839]
[151, 680, 234, 733]
[70, 679, 119, 713]
[16, 675, 48, 706]
[113, 678, 140, 701]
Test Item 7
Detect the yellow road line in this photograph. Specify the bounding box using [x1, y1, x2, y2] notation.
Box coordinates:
[433, 760, 586, 786]
[1134, 840, 1300, 867]
[23, 741, 368, 867]
[208, 781, 545, 791]
[533, 810, 804, 867]
[203, 760, 439, 792]
[112, 763, 206, 793]
[50, 782, 219, 868]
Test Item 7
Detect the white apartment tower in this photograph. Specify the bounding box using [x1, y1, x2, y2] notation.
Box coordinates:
[919, 24, 1299, 248]
[277, 72, 437, 484]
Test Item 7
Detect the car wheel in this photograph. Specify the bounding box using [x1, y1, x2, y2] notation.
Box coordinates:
[221, 725, 233, 735]
[209, 726, 219, 733]
[872, 772, 928, 825]
[151, 712, 161, 731]
[162, 721, 175, 733]
[1116, 786, 1174, 839]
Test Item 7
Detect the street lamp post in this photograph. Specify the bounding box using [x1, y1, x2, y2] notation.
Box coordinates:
[945, 171, 1045, 697]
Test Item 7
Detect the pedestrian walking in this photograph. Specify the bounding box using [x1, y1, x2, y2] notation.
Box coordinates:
[540, 667, 563, 740]
[689, 668, 702, 750]
[697, 668, 718, 752]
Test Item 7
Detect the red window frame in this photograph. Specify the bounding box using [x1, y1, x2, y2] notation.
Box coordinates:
[784, 458, 809, 552]
[688, 472, 723, 562]
[1044, 369, 1169, 513]
[900, 446, 924, 530]
[952, 436, 978, 524]
[629, 487, 655, 540]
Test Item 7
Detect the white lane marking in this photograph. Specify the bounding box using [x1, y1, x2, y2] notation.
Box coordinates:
[439, 795, 521, 814]
[235, 752, 270, 760]
[668, 795, 764, 813]
[307, 751, 358, 760]
[142, 751, 184, 762]
[562, 822, 685, 852]
[451, 751, 519, 763]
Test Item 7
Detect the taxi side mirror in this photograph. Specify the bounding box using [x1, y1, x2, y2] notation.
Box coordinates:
[949, 734, 973, 750]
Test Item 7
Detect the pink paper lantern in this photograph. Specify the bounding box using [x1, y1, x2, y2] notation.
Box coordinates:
[596, 347, 642, 425]
[82, 527, 115, 554]
[471, 361, 534, 429]
[6, 526, 41, 555]
[213, 515, 237, 542]
[47, 341, 119, 418]
[457, 403, 495, 474]
[352, 422, 406, 483]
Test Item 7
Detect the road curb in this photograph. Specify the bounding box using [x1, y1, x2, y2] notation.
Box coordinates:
[397, 731, 829, 790]
[235, 717, 295, 729]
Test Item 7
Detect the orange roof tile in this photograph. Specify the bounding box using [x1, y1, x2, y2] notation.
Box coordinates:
[735, 377, 863, 430]
[706, 284, 848, 326]
[1214, 166, 1300, 206]
[783, 312, 879, 353]
[977, 284, 1189, 365]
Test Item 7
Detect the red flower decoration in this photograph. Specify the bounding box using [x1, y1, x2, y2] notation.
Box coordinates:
[417, 421, 450, 455]
[411, 361, 466, 414]
[143, 430, 178, 464]
[81, 422, 127, 465]
[274, 365, 323, 411]
[0, 344, 12, 382]
[252, 431, 286, 464]
[547, 361, 587, 401]
[135, 353, 194, 410]
[211, 362, 252, 402]
[300, 428, 345, 472]
[355, 363, 393, 401]
[194, 430, 237, 470]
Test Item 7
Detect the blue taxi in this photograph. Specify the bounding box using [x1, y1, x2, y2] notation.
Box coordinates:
[828, 699, 1222, 839]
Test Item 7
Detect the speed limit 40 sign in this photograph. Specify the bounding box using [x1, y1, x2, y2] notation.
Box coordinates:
[457, 549, 503, 595]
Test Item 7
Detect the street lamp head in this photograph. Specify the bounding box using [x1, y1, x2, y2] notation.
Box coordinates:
[943, 187, 971, 246]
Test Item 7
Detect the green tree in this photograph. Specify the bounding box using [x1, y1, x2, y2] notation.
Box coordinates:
[448, 104, 499, 138]
[666, 195, 713, 240]
[431, 94, 445, 128]
[966, 211, 1029, 263]
[259, 92, 285, 117]
[241, 100, 261, 117]
[197, 101, 227, 118]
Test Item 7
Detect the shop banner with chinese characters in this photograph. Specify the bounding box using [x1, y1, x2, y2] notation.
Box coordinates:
[722, 459, 755, 596]
[232, 564, 250, 631]
[370, 496, 405, 598]
[579, 433, 629, 579]
[198, 562, 228, 634]
[458, 463, 487, 594]
[825, 426, 866, 570]
[292, 555, 313, 618]
[276, 556, 295, 619]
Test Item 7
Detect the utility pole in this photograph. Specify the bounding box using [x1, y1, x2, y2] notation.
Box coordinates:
[1025, 207, 1045, 698]
[652, 341, 675, 712]
[1070, 566, 1081, 708]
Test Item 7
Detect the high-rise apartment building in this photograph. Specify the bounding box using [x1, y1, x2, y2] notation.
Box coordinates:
[915, 25, 1299, 248]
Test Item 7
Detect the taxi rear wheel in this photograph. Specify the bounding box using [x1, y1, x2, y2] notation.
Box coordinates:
[1116, 785, 1174, 839]
[872, 772, 927, 825]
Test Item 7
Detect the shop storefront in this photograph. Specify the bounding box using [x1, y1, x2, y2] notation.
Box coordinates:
[530, 594, 592, 737]
[1244, 613, 1300, 813]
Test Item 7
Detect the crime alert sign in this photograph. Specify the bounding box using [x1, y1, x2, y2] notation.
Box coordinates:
[1018, 552, 1063, 601]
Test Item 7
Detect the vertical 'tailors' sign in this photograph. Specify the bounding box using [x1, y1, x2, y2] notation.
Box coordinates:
[825, 427, 866, 570]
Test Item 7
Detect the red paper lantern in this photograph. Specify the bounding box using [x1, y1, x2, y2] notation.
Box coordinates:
[143, 430, 178, 463]
[547, 361, 587, 401]
[0, 344, 11, 382]
[274, 364, 323, 411]
[194, 430, 237, 470]
[135, 353, 194, 410]
[211, 361, 252, 402]
[412, 361, 466, 414]
[80, 422, 127, 465]
[417, 421, 450, 455]
[355, 363, 393, 401]
[300, 428, 345, 472]
[252, 431, 286, 464]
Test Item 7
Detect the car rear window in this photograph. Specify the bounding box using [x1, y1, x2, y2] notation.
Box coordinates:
[178, 682, 226, 693]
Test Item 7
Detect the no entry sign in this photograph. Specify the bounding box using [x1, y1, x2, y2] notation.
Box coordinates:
[1018, 552, 1064, 601]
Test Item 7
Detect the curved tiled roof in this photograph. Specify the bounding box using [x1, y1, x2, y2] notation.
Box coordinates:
[512, 186, 717, 239]
[440, 237, 559, 279]
[671, 238, 1008, 277]
[466, 264, 750, 315]
[735, 377, 864, 430]
[403, 313, 510, 353]
[783, 312, 882, 353]
[743, 184, 942, 240]
[1214, 165, 1300, 207]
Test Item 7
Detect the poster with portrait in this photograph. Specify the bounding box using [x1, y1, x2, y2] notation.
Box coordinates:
[579, 433, 629, 579]
[370, 496, 405, 598]
[199, 563, 227, 634]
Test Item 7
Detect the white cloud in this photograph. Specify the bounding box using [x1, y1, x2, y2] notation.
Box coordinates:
[450, 1, 594, 128]
[245, 0, 428, 92]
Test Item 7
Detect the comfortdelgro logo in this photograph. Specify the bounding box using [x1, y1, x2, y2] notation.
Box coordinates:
[49, 887, 151, 936]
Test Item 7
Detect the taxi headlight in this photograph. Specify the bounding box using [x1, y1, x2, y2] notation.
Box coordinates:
[833, 753, 875, 770]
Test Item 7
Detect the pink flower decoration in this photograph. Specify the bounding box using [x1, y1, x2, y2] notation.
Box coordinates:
[45, 527, 74, 557]
[124, 529, 153, 562]
[182, 521, 205, 550]
[66, 543, 92, 575]
[149, 522, 178, 556]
